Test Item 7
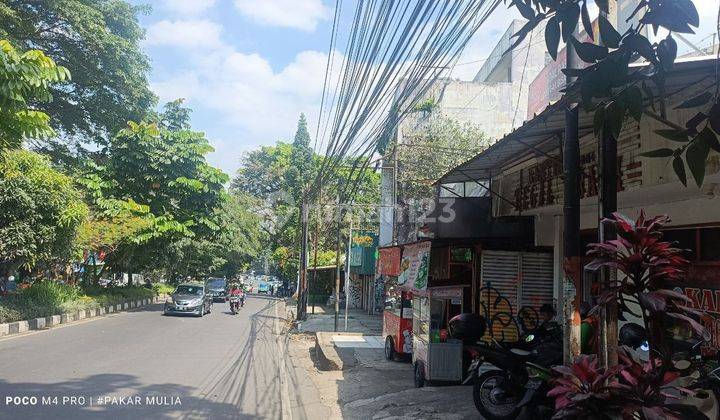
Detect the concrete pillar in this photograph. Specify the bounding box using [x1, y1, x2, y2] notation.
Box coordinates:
[553, 214, 564, 324]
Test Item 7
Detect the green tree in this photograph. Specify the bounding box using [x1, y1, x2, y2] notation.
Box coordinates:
[288, 113, 314, 202]
[233, 139, 381, 284]
[0, 149, 88, 279]
[0, 40, 70, 149]
[506, 0, 719, 187]
[396, 116, 491, 202]
[0, 0, 156, 147]
[93, 101, 228, 280]
[161, 193, 265, 281]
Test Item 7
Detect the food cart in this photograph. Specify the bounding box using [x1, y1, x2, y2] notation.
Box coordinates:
[411, 285, 466, 387]
[379, 246, 414, 359]
[383, 290, 413, 359]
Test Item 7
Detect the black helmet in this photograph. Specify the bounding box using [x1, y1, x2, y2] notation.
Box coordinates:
[619, 323, 647, 349]
[448, 313, 486, 344]
[539, 304, 556, 317]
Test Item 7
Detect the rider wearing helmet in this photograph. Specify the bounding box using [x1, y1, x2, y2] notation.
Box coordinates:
[619, 323, 648, 350]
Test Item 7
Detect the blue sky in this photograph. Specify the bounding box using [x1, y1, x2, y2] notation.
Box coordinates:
[133, 0, 718, 176]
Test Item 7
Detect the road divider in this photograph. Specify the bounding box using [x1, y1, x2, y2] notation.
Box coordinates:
[0, 295, 168, 339]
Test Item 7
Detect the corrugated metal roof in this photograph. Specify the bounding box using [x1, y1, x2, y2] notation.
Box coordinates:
[438, 56, 719, 184]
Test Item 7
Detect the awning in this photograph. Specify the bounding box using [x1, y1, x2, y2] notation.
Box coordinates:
[438, 55, 719, 185]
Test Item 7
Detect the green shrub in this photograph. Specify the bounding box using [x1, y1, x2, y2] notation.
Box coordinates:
[0, 283, 156, 323]
[19, 281, 80, 307]
[151, 283, 174, 296]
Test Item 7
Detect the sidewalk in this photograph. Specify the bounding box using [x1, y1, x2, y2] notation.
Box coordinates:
[296, 306, 382, 334]
[285, 301, 479, 419]
[288, 334, 478, 419]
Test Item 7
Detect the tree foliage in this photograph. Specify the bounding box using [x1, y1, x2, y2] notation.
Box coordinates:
[0, 0, 156, 147]
[507, 0, 718, 187]
[232, 114, 380, 283]
[0, 40, 70, 149]
[79, 101, 229, 279]
[397, 116, 491, 202]
[0, 149, 88, 273]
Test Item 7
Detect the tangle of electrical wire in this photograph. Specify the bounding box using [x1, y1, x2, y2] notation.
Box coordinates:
[308, 0, 504, 206]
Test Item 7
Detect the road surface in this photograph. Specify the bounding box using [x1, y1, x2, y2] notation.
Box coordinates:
[0, 295, 328, 419]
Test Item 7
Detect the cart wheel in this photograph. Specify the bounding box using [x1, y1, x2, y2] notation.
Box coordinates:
[414, 362, 425, 388]
[384, 336, 395, 361]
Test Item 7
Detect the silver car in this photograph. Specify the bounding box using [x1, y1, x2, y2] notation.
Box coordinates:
[163, 283, 213, 317]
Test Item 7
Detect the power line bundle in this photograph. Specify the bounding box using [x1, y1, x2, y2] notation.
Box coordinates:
[310, 0, 503, 203]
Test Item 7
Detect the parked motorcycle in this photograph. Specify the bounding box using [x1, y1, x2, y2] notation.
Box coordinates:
[464, 329, 561, 420]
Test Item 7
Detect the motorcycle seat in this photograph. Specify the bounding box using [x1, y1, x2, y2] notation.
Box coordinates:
[509, 348, 533, 356]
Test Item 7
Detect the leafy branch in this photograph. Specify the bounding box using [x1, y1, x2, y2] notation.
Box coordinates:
[506, 0, 718, 187]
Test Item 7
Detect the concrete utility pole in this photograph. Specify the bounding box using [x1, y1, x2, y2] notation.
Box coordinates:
[563, 30, 582, 364]
[334, 198, 343, 332]
[297, 200, 308, 320]
[598, 0, 619, 369]
[297, 201, 310, 321]
[344, 215, 353, 331]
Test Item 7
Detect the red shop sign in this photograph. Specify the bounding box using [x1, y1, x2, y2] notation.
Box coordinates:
[378, 247, 402, 276]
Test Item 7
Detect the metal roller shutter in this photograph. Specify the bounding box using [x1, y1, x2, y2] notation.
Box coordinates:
[519, 252, 555, 331]
[480, 251, 521, 342]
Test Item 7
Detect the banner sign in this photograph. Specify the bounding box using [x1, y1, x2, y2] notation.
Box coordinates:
[397, 241, 431, 292]
[378, 247, 401, 276]
[350, 246, 363, 266]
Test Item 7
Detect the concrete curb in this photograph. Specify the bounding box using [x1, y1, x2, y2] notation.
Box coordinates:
[314, 331, 363, 371]
[0, 294, 167, 339]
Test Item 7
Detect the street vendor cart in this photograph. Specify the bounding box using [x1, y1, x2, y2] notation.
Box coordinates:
[379, 245, 416, 360]
[383, 290, 413, 359]
[411, 285, 466, 387]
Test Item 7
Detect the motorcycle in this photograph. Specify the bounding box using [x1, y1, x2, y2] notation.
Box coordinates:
[464, 330, 561, 420]
[227, 295, 241, 314]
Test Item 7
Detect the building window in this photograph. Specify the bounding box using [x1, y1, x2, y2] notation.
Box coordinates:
[663, 229, 697, 261]
[700, 228, 720, 261]
[662, 227, 720, 262]
[465, 181, 490, 197]
[439, 180, 490, 198]
[439, 182, 463, 197]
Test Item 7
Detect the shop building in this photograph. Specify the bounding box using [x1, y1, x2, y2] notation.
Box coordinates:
[438, 56, 720, 345]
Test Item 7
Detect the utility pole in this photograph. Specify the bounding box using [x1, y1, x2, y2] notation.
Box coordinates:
[344, 214, 353, 331]
[563, 30, 582, 364]
[297, 201, 309, 321]
[334, 197, 343, 332]
[310, 196, 322, 315]
[598, 0, 619, 369]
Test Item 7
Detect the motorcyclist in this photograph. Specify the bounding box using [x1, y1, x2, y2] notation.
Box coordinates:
[228, 283, 244, 309]
[533, 304, 563, 366]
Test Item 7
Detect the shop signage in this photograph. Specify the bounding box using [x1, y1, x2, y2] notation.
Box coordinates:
[378, 247, 402, 276]
[667, 264, 720, 355]
[398, 241, 431, 292]
[352, 234, 375, 247]
[350, 246, 363, 266]
[507, 152, 625, 213]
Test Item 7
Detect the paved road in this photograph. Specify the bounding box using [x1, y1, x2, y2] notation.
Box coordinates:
[0, 295, 326, 419]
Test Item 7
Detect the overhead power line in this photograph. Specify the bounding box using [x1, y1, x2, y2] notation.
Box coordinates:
[308, 0, 504, 204]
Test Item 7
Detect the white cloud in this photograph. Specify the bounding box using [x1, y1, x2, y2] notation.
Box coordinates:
[150, 37, 342, 173]
[160, 0, 217, 15]
[233, 0, 329, 31]
[145, 19, 224, 49]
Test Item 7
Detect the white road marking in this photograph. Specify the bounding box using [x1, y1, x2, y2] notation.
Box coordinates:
[275, 300, 293, 420]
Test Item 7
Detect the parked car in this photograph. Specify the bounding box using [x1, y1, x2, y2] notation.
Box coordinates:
[206, 277, 227, 302]
[163, 283, 212, 317]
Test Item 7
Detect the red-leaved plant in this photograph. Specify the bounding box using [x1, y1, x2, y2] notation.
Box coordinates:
[586, 211, 709, 348]
[547, 211, 710, 419]
[549, 351, 706, 420]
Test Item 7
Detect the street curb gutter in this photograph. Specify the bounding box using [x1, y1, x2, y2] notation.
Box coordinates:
[0, 295, 167, 339]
